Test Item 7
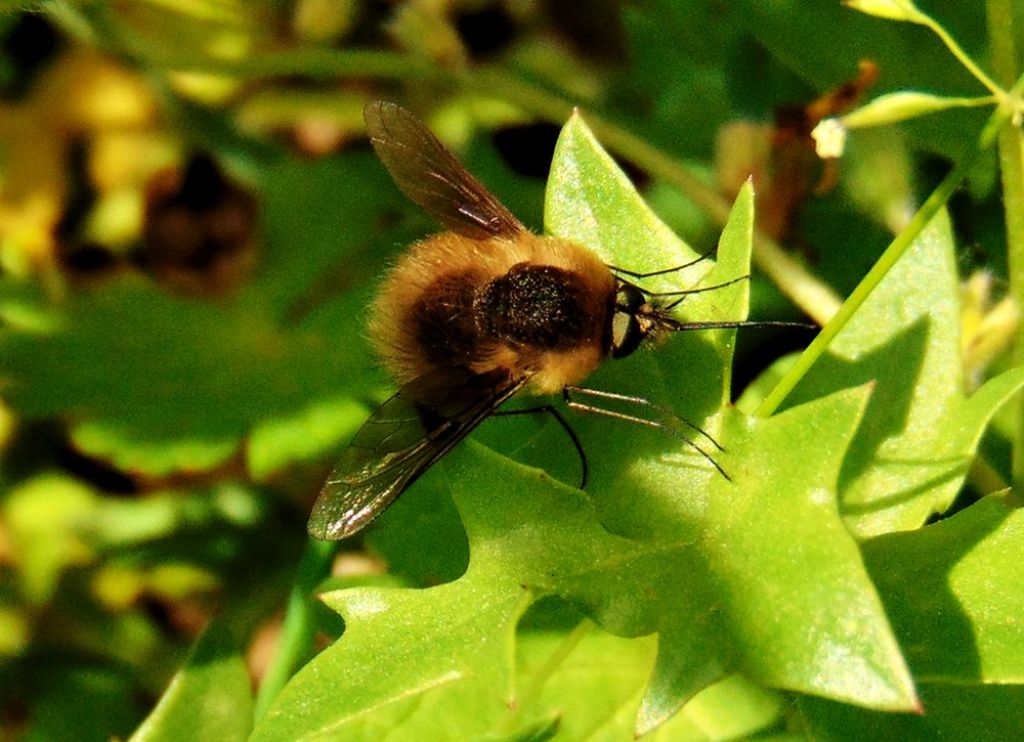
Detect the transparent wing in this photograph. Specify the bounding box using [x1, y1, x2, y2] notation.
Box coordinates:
[364, 100, 525, 240]
[307, 367, 530, 540]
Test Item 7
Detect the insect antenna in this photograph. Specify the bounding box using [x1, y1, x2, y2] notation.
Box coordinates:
[651, 275, 751, 309]
[616, 269, 815, 332]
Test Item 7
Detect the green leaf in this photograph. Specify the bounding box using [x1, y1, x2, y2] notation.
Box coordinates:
[864, 495, 1024, 683]
[0, 282, 372, 477]
[3, 473, 97, 604]
[130, 622, 253, 742]
[784, 209, 1024, 537]
[544, 122, 912, 716]
[545, 111, 699, 277]
[626, 389, 915, 731]
[506, 626, 782, 740]
[799, 684, 1024, 741]
[246, 396, 366, 481]
[257, 113, 915, 739]
[259, 378, 914, 737]
[544, 112, 750, 438]
[843, 92, 997, 129]
[252, 557, 530, 741]
[842, 0, 926, 23]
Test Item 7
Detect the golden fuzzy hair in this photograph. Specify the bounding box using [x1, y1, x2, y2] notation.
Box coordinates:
[369, 232, 616, 394]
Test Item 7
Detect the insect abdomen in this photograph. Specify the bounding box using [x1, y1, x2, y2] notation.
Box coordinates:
[412, 269, 484, 367]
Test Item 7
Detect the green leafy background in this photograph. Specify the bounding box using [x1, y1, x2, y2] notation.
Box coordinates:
[1, 1, 1023, 740]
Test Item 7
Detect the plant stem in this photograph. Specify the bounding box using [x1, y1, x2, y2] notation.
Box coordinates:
[253, 538, 337, 722]
[921, 14, 1005, 98]
[757, 72, 1024, 418]
[985, 0, 1024, 495]
[495, 617, 594, 734]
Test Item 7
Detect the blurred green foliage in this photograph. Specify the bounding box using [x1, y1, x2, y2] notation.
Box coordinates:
[0, 1, 1022, 740]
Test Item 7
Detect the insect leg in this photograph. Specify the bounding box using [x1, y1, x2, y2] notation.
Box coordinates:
[606, 246, 717, 279]
[561, 386, 730, 480]
[650, 275, 750, 308]
[563, 386, 724, 451]
[492, 405, 588, 488]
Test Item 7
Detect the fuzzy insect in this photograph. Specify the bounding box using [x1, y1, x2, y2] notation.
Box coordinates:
[307, 102, 801, 540]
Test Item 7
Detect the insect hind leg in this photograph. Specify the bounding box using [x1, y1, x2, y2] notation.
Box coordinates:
[491, 405, 588, 489]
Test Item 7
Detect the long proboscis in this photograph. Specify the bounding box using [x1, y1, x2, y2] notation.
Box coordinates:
[658, 318, 818, 332]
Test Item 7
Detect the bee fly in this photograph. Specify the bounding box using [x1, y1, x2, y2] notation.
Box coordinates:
[307, 101, 808, 540]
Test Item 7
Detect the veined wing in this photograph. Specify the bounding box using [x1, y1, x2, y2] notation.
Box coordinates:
[307, 367, 530, 540]
[364, 100, 525, 240]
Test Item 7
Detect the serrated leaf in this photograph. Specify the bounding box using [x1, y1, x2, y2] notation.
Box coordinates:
[784, 209, 1024, 537]
[444, 384, 912, 733]
[799, 683, 1024, 741]
[864, 495, 1024, 683]
[252, 562, 530, 741]
[512, 627, 783, 741]
[260, 383, 914, 737]
[542, 124, 914, 725]
[130, 622, 253, 742]
[259, 113, 916, 739]
[626, 390, 915, 731]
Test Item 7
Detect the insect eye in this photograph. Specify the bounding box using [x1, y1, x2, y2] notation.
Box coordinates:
[611, 312, 643, 358]
[610, 282, 647, 359]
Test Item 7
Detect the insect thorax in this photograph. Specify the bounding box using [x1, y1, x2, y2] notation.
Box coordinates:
[412, 262, 599, 363]
[476, 264, 594, 348]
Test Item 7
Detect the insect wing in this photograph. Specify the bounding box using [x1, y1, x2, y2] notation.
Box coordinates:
[307, 368, 529, 540]
[364, 100, 524, 240]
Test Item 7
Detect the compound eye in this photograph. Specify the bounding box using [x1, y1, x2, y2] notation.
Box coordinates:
[610, 282, 648, 359]
[616, 282, 646, 314]
[611, 310, 643, 358]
